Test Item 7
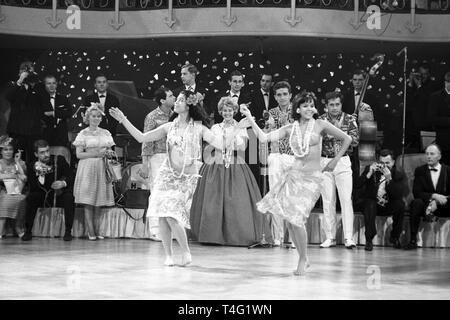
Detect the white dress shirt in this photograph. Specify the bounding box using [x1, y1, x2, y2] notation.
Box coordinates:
[50, 94, 56, 109]
[354, 90, 361, 109]
[98, 92, 107, 107]
[185, 84, 196, 92]
[229, 91, 240, 105]
[261, 88, 269, 110]
[429, 163, 441, 190]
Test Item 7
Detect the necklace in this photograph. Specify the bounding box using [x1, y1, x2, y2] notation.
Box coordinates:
[289, 119, 315, 158]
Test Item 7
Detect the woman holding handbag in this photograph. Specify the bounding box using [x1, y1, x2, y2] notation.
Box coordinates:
[73, 103, 115, 240]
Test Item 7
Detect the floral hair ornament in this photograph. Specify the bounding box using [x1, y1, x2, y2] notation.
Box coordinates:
[86, 102, 105, 115]
[186, 92, 204, 106]
[0, 135, 13, 149]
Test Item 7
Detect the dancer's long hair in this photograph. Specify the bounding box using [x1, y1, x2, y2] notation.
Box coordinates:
[169, 90, 210, 127]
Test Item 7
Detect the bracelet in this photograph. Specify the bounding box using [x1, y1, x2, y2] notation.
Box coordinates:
[120, 116, 127, 124]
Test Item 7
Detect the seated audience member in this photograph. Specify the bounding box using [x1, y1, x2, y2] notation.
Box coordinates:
[405, 144, 450, 250]
[22, 140, 75, 242]
[0, 136, 27, 238]
[355, 149, 406, 251]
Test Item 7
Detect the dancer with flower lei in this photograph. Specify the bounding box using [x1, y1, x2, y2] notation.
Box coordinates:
[110, 90, 246, 266]
[240, 92, 352, 276]
[190, 97, 265, 246]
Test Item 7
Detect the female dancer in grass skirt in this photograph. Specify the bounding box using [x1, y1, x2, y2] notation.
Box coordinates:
[190, 97, 264, 246]
[240, 92, 352, 276]
[110, 90, 246, 266]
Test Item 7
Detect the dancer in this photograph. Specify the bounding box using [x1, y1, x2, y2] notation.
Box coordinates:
[109, 90, 237, 266]
[190, 97, 264, 246]
[73, 104, 115, 240]
[240, 92, 352, 276]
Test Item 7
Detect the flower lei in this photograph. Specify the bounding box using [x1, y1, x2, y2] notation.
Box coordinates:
[166, 118, 201, 178]
[220, 120, 238, 168]
[289, 119, 315, 158]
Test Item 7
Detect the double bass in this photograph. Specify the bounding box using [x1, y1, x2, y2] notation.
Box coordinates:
[355, 54, 385, 171]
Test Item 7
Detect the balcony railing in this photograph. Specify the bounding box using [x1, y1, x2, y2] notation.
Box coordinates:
[1, 0, 449, 12]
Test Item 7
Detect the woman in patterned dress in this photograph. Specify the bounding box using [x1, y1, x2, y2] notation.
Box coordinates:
[73, 104, 115, 240]
[240, 92, 352, 276]
[110, 90, 241, 267]
[0, 136, 27, 238]
[190, 97, 264, 246]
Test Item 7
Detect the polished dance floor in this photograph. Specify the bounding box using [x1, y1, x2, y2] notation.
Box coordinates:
[0, 237, 449, 300]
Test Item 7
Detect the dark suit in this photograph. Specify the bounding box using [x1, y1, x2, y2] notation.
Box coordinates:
[428, 89, 450, 164]
[250, 88, 277, 127]
[25, 155, 75, 235]
[84, 93, 120, 136]
[355, 165, 406, 241]
[342, 89, 380, 123]
[173, 85, 212, 120]
[5, 82, 43, 162]
[40, 92, 72, 147]
[409, 164, 450, 241]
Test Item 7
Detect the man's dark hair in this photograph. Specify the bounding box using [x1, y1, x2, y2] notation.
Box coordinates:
[229, 70, 244, 81]
[325, 91, 344, 104]
[43, 74, 57, 82]
[273, 81, 291, 94]
[379, 149, 395, 160]
[94, 73, 108, 82]
[260, 72, 273, 79]
[353, 69, 366, 77]
[181, 64, 198, 75]
[419, 63, 431, 71]
[154, 86, 171, 106]
[34, 139, 49, 153]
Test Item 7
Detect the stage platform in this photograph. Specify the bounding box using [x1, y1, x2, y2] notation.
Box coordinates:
[0, 237, 449, 300]
[4, 207, 449, 248]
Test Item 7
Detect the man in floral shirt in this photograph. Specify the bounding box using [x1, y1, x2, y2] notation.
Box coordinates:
[319, 91, 359, 249]
[141, 86, 174, 241]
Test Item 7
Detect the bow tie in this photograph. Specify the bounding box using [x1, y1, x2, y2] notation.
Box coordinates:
[355, 92, 361, 96]
[429, 167, 438, 172]
[263, 93, 268, 96]
[232, 94, 238, 98]
[50, 96, 55, 100]
[99, 95, 106, 98]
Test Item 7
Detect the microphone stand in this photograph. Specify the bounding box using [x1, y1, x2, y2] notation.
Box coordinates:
[248, 120, 272, 249]
[398, 47, 408, 168]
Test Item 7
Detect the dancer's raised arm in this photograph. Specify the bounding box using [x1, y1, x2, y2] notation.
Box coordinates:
[109, 107, 169, 143]
[240, 104, 289, 144]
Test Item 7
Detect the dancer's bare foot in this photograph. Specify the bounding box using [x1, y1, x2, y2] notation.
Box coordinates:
[293, 258, 310, 276]
[164, 256, 174, 267]
[180, 252, 192, 267]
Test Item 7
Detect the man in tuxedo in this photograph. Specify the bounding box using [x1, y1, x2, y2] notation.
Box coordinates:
[22, 140, 75, 241]
[405, 64, 440, 149]
[428, 71, 450, 165]
[405, 144, 450, 250]
[40, 75, 72, 148]
[250, 73, 277, 127]
[173, 64, 211, 121]
[355, 149, 406, 251]
[214, 70, 252, 124]
[6, 61, 43, 163]
[84, 74, 120, 137]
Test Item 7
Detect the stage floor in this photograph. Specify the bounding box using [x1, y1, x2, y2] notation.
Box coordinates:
[0, 237, 449, 300]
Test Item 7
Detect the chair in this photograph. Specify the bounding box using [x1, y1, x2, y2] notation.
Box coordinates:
[395, 153, 427, 210]
[49, 146, 71, 167]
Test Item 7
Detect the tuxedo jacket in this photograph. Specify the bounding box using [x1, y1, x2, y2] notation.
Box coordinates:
[39, 92, 72, 146]
[213, 90, 252, 124]
[413, 164, 450, 203]
[250, 89, 277, 127]
[356, 165, 406, 202]
[84, 93, 120, 136]
[427, 89, 450, 149]
[173, 85, 213, 119]
[5, 82, 43, 136]
[342, 89, 382, 129]
[28, 155, 73, 193]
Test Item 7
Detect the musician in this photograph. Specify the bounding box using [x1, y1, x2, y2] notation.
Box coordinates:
[405, 144, 450, 250]
[5, 61, 43, 163]
[40, 75, 72, 148]
[342, 69, 380, 125]
[355, 149, 406, 251]
[250, 73, 277, 126]
[22, 140, 75, 242]
[213, 70, 252, 123]
[427, 71, 450, 165]
[84, 74, 120, 137]
[405, 64, 440, 149]
[173, 64, 211, 121]
[319, 91, 359, 249]
[141, 86, 174, 241]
